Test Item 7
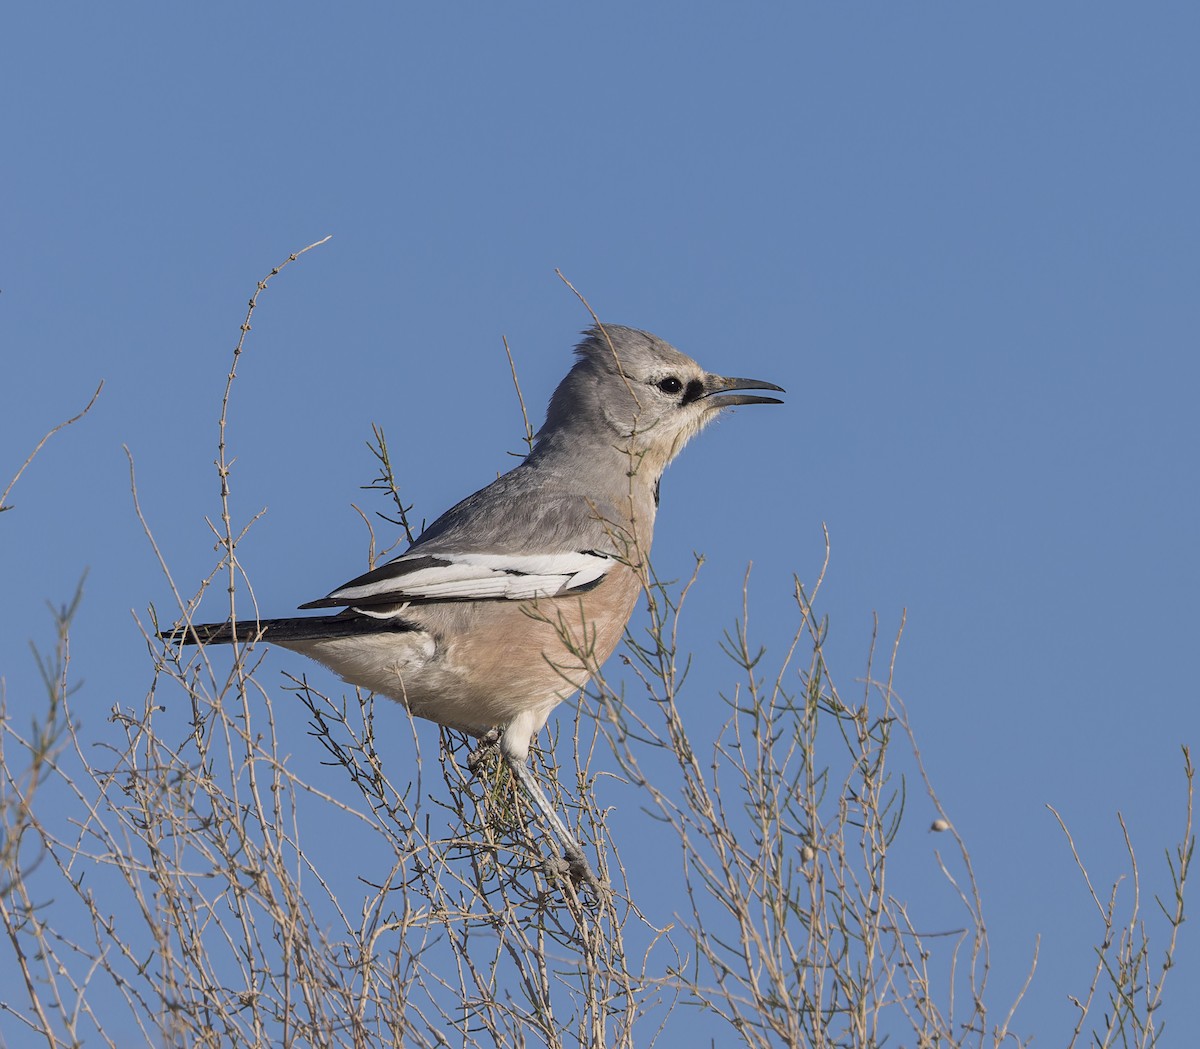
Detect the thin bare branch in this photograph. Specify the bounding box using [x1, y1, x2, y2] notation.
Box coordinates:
[1, 380, 104, 513]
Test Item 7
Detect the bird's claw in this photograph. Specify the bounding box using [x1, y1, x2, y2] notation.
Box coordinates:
[467, 727, 503, 773]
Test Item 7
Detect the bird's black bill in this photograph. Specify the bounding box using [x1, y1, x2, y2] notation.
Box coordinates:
[704, 375, 785, 408]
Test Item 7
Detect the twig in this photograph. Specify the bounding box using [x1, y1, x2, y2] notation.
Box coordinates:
[1, 381, 104, 513]
[501, 335, 535, 453]
[554, 269, 640, 408]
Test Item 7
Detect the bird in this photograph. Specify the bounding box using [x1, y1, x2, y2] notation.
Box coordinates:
[164, 324, 783, 885]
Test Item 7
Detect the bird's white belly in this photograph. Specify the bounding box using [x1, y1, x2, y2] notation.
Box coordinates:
[277, 628, 574, 736]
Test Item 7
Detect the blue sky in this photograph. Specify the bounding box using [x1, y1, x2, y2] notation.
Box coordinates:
[3, 4, 1197, 1043]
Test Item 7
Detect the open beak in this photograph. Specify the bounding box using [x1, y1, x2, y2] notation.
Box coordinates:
[703, 374, 785, 408]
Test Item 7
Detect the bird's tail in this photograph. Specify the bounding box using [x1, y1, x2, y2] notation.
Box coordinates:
[160, 614, 408, 646]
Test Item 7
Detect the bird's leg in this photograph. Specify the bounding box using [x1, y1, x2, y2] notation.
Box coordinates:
[503, 752, 600, 891]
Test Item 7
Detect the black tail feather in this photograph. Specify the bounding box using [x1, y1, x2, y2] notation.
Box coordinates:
[159, 613, 412, 646]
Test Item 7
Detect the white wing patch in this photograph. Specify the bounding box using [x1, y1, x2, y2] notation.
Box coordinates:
[327, 550, 613, 606]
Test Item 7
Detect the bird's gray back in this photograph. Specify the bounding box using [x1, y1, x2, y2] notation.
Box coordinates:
[410, 459, 654, 560]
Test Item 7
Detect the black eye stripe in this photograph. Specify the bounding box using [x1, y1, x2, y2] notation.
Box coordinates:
[682, 379, 705, 404]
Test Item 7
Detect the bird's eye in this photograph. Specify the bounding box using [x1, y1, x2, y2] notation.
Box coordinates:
[656, 376, 683, 394]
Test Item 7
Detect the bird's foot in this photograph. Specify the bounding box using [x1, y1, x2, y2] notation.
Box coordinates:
[547, 847, 603, 895]
[467, 727, 503, 773]
[502, 751, 604, 894]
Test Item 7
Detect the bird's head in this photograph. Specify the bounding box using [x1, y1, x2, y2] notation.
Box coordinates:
[537, 325, 784, 477]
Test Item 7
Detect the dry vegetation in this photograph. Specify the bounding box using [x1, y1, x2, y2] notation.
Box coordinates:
[2, 245, 1192, 1047]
